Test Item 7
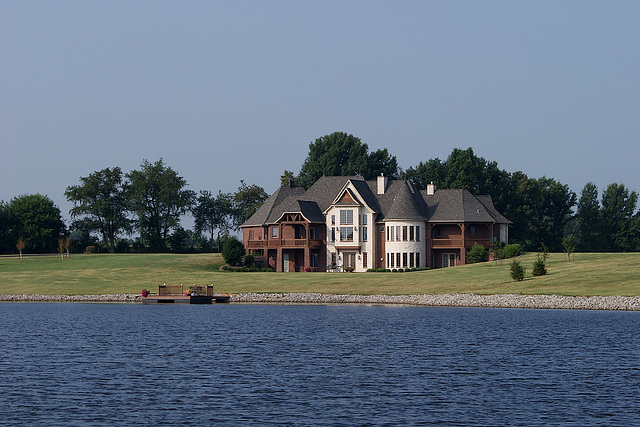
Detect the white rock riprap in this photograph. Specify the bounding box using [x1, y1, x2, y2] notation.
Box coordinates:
[1, 293, 639, 310]
[0, 294, 141, 303]
[229, 293, 640, 311]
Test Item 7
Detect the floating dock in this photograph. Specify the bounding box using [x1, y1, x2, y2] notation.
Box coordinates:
[141, 284, 230, 304]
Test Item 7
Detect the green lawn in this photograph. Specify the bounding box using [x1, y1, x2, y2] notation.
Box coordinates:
[0, 252, 639, 296]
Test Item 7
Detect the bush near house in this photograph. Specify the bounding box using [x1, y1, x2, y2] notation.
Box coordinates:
[221, 237, 244, 266]
[502, 243, 523, 259]
[467, 243, 488, 263]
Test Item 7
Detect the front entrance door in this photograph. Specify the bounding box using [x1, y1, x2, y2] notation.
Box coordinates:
[283, 253, 290, 272]
[344, 252, 356, 271]
[442, 253, 456, 268]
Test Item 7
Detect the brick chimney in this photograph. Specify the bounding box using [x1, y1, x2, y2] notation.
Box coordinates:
[377, 174, 388, 195]
[427, 181, 436, 195]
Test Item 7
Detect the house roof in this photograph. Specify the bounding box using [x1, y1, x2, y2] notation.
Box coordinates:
[241, 184, 306, 227]
[241, 176, 511, 227]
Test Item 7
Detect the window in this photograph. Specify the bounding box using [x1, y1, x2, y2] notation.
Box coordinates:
[340, 227, 354, 242]
[249, 230, 254, 240]
[272, 227, 279, 238]
[409, 253, 415, 268]
[390, 253, 394, 267]
[310, 227, 317, 240]
[416, 253, 420, 268]
[311, 253, 319, 268]
[396, 253, 401, 268]
[331, 227, 335, 242]
[386, 226, 390, 241]
[470, 225, 476, 235]
[363, 252, 368, 269]
[403, 226, 408, 241]
[403, 253, 408, 268]
[396, 226, 401, 241]
[362, 214, 368, 225]
[362, 226, 368, 242]
[409, 226, 414, 241]
[416, 226, 420, 242]
[331, 215, 335, 225]
[390, 226, 394, 241]
[295, 226, 305, 239]
[340, 210, 353, 225]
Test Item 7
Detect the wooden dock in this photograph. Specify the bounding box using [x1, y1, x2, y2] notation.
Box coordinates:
[142, 294, 230, 304]
[141, 284, 230, 304]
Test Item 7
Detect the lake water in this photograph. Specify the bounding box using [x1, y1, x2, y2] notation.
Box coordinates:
[1, 303, 639, 426]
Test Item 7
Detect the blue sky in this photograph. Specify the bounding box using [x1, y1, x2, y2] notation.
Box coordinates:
[2, 1, 639, 223]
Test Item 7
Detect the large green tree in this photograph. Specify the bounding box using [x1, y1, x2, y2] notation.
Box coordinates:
[405, 148, 508, 196]
[65, 167, 131, 253]
[126, 159, 195, 251]
[406, 148, 576, 250]
[0, 202, 15, 253]
[232, 181, 268, 229]
[297, 132, 399, 189]
[575, 182, 602, 251]
[193, 190, 233, 251]
[601, 183, 639, 251]
[3, 194, 65, 253]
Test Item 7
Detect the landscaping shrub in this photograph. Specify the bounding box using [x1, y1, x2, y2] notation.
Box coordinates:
[467, 243, 487, 263]
[221, 237, 244, 266]
[510, 259, 525, 281]
[532, 257, 547, 276]
[244, 254, 255, 267]
[532, 243, 549, 276]
[502, 243, 523, 259]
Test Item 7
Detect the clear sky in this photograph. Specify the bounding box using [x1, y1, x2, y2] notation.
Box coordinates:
[2, 0, 639, 224]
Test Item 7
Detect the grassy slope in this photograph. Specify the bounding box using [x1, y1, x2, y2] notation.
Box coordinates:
[0, 252, 638, 296]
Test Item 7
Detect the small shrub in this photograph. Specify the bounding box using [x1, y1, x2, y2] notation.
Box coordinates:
[502, 243, 523, 259]
[532, 255, 547, 276]
[467, 243, 487, 264]
[244, 254, 255, 267]
[510, 259, 525, 281]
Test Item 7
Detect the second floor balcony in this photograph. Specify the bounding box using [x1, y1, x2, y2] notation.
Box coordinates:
[246, 238, 323, 249]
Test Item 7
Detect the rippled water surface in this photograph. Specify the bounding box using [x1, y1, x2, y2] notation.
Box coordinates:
[1, 303, 639, 425]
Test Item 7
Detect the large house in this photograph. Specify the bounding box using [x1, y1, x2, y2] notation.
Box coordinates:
[241, 175, 510, 272]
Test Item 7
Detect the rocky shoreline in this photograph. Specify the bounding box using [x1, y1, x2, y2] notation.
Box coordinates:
[1, 292, 640, 311]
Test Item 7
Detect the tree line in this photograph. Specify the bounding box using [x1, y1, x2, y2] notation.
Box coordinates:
[0, 159, 268, 254]
[1, 132, 639, 254]
[286, 132, 640, 253]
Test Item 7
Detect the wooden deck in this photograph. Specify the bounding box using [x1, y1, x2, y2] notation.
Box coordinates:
[142, 284, 230, 304]
[142, 294, 230, 304]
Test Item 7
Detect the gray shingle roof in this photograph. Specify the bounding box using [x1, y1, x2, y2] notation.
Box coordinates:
[381, 180, 425, 221]
[241, 176, 511, 227]
[241, 184, 305, 227]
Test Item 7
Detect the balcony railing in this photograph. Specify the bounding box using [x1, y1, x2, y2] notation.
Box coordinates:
[246, 239, 322, 249]
[431, 238, 491, 248]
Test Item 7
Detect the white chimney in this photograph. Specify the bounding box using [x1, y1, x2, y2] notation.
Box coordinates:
[377, 174, 388, 195]
[427, 181, 436, 195]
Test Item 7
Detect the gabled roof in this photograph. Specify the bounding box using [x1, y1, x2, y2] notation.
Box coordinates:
[241, 176, 511, 227]
[275, 199, 325, 223]
[241, 184, 305, 227]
